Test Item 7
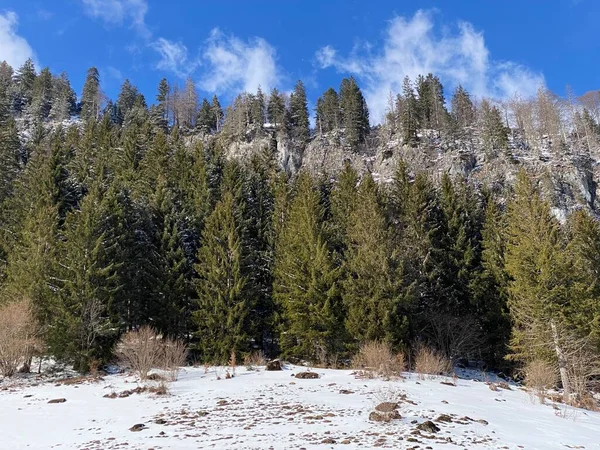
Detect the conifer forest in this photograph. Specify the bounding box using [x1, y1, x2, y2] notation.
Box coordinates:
[1, 57, 600, 395]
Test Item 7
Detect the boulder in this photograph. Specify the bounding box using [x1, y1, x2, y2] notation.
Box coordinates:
[266, 359, 282, 371]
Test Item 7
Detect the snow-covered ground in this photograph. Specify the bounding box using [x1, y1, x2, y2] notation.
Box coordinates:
[1, 364, 599, 450]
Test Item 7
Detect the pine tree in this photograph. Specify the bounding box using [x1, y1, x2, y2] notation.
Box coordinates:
[31, 67, 53, 121]
[11, 58, 36, 114]
[451, 85, 475, 130]
[211, 95, 223, 132]
[267, 88, 286, 128]
[80, 67, 101, 122]
[197, 98, 214, 133]
[315, 88, 340, 134]
[115, 79, 141, 125]
[273, 172, 342, 360]
[416, 73, 448, 130]
[505, 170, 575, 398]
[342, 173, 410, 349]
[400, 76, 419, 146]
[56, 171, 121, 370]
[50, 72, 76, 122]
[328, 161, 358, 259]
[470, 193, 511, 366]
[339, 77, 369, 148]
[289, 80, 310, 145]
[251, 87, 267, 129]
[566, 209, 600, 342]
[193, 190, 252, 362]
[479, 99, 508, 152]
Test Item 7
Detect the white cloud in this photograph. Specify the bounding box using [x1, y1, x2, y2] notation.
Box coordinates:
[0, 12, 36, 69]
[151, 29, 281, 97]
[199, 28, 279, 94]
[81, 0, 150, 38]
[315, 10, 545, 123]
[105, 66, 123, 80]
[151, 38, 198, 78]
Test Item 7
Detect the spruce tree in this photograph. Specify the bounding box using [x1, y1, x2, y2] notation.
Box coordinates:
[193, 190, 252, 362]
[451, 85, 475, 130]
[267, 88, 286, 128]
[11, 58, 36, 114]
[315, 88, 340, 134]
[80, 67, 101, 122]
[31, 67, 53, 121]
[328, 161, 358, 259]
[470, 193, 511, 366]
[505, 170, 575, 398]
[211, 95, 223, 132]
[339, 77, 369, 148]
[289, 80, 310, 145]
[197, 98, 214, 133]
[342, 173, 410, 349]
[273, 172, 342, 360]
[400, 76, 419, 146]
[479, 99, 508, 152]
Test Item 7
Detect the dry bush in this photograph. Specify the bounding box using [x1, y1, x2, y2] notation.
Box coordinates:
[562, 334, 600, 410]
[413, 344, 452, 379]
[243, 350, 267, 370]
[228, 350, 237, 377]
[425, 314, 483, 362]
[352, 341, 405, 379]
[0, 300, 41, 377]
[160, 337, 188, 381]
[115, 326, 162, 381]
[148, 381, 169, 396]
[524, 359, 558, 403]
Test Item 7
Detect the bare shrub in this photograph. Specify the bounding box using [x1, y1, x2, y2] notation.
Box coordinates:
[425, 314, 483, 362]
[352, 341, 405, 379]
[115, 326, 162, 381]
[524, 359, 558, 403]
[243, 350, 267, 370]
[160, 337, 188, 381]
[148, 381, 169, 396]
[562, 334, 600, 410]
[0, 300, 41, 377]
[228, 350, 237, 377]
[413, 344, 452, 379]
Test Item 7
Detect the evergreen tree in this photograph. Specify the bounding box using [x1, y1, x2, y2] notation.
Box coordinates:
[470, 193, 511, 366]
[11, 58, 36, 114]
[211, 95, 223, 132]
[197, 98, 214, 133]
[343, 173, 410, 349]
[400, 76, 419, 146]
[50, 72, 76, 122]
[416, 73, 448, 130]
[251, 87, 267, 129]
[289, 80, 310, 145]
[451, 85, 475, 130]
[273, 172, 342, 360]
[479, 99, 509, 152]
[339, 77, 369, 148]
[56, 171, 121, 370]
[31, 67, 53, 121]
[80, 67, 101, 122]
[505, 170, 575, 397]
[315, 87, 340, 134]
[115, 79, 141, 125]
[267, 88, 286, 128]
[328, 161, 358, 259]
[193, 190, 252, 361]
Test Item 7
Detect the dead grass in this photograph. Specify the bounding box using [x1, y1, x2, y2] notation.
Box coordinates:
[524, 359, 558, 404]
[0, 299, 41, 377]
[413, 344, 452, 379]
[352, 341, 406, 379]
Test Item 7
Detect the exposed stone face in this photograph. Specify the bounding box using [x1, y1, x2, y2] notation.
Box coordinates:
[210, 126, 599, 219]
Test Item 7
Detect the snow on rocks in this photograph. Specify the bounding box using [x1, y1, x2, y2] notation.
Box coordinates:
[1, 365, 599, 449]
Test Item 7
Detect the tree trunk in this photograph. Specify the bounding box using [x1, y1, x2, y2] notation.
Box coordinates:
[550, 320, 571, 403]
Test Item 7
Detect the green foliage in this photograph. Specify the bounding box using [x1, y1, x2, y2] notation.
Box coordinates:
[273, 172, 343, 360]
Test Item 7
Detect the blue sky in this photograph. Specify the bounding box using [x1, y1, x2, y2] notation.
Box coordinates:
[0, 0, 597, 122]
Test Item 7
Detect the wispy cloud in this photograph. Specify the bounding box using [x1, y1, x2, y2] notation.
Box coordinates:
[37, 9, 54, 21]
[0, 11, 37, 69]
[105, 65, 123, 81]
[151, 37, 198, 78]
[151, 29, 281, 96]
[80, 0, 150, 38]
[199, 28, 280, 94]
[315, 10, 545, 122]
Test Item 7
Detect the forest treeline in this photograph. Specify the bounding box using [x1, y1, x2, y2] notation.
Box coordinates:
[0, 58, 600, 401]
